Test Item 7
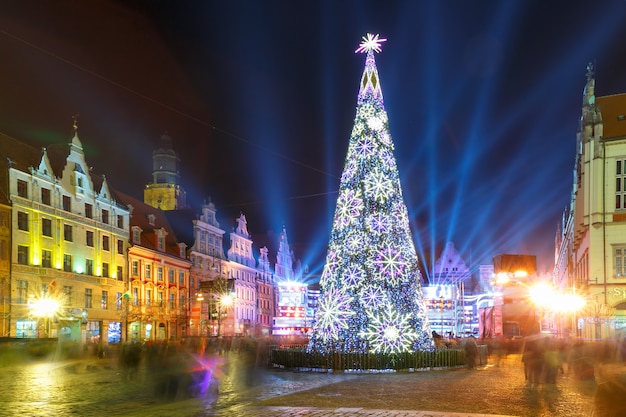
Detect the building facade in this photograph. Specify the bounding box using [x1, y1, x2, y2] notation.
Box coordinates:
[118, 191, 191, 342]
[1, 128, 129, 344]
[554, 64, 626, 340]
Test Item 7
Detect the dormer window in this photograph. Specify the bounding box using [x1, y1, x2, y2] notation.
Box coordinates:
[155, 228, 168, 252]
[132, 226, 142, 244]
[147, 214, 156, 226]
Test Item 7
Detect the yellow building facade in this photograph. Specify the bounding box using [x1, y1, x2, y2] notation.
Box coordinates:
[2, 130, 129, 344]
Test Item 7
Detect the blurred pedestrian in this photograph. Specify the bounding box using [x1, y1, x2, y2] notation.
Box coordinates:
[464, 336, 478, 369]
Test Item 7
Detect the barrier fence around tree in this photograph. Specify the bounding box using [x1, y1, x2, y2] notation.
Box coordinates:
[269, 345, 488, 371]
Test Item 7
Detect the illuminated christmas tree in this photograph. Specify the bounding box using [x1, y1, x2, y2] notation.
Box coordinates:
[308, 34, 433, 354]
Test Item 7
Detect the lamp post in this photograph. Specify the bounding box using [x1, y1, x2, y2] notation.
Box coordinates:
[216, 294, 233, 337]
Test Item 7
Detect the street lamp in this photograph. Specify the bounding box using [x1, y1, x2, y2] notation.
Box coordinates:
[216, 294, 233, 337]
[29, 296, 60, 338]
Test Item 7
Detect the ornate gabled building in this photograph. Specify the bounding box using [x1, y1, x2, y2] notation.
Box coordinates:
[273, 227, 307, 336]
[554, 63, 626, 340]
[0, 126, 129, 343]
[429, 241, 473, 290]
[224, 213, 258, 336]
[167, 200, 227, 336]
[117, 191, 191, 342]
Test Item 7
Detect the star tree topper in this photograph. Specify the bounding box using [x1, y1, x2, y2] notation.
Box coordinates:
[355, 33, 387, 54]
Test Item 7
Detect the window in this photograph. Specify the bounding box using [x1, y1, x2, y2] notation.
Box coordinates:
[157, 235, 165, 251]
[42, 218, 52, 237]
[617, 159, 626, 210]
[132, 227, 141, 244]
[42, 250, 51, 268]
[86, 231, 94, 247]
[17, 245, 28, 265]
[17, 280, 28, 303]
[145, 264, 151, 279]
[85, 288, 92, 308]
[132, 287, 139, 306]
[17, 179, 28, 198]
[179, 294, 186, 310]
[157, 267, 163, 282]
[169, 270, 175, 284]
[169, 293, 176, 309]
[117, 239, 124, 254]
[41, 188, 51, 205]
[62, 195, 71, 211]
[85, 203, 93, 219]
[86, 259, 94, 275]
[117, 266, 123, 281]
[102, 262, 109, 278]
[102, 236, 109, 251]
[616, 247, 626, 277]
[64, 224, 73, 241]
[63, 286, 72, 306]
[132, 260, 139, 277]
[116, 292, 122, 310]
[101, 290, 108, 309]
[102, 209, 109, 224]
[17, 212, 28, 231]
[117, 215, 124, 229]
[146, 289, 152, 306]
[157, 291, 163, 307]
[63, 254, 72, 272]
[179, 271, 185, 287]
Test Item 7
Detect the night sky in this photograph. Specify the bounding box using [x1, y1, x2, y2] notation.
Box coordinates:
[1, 1, 626, 279]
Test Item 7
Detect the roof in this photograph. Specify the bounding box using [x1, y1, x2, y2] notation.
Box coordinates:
[116, 190, 187, 259]
[598, 93, 626, 139]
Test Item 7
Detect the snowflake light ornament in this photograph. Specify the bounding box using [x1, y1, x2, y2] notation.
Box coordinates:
[360, 304, 419, 354]
[315, 288, 355, 341]
[355, 33, 387, 54]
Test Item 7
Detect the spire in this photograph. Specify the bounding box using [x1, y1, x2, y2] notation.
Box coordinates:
[355, 34, 386, 105]
[583, 62, 595, 107]
[70, 113, 83, 150]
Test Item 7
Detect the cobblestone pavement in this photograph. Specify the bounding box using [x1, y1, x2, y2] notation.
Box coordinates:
[1, 350, 625, 416]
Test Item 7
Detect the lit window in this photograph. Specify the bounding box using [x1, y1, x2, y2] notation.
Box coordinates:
[617, 159, 626, 210]
[85, 288, 92, 308]
[616, 247, 626, 277]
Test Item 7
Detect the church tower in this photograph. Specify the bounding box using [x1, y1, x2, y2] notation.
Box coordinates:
[144, 133, 187, 210]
